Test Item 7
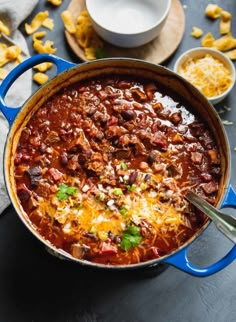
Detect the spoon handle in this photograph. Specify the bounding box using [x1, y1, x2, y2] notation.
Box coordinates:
[185, 191, 236, 244]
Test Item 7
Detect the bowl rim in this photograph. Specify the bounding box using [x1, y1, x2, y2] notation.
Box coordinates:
[173, 47, 236, 102]
[85, 0, 171, 36]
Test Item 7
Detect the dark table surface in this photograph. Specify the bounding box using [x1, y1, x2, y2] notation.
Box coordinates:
[1, 0, 236, 321]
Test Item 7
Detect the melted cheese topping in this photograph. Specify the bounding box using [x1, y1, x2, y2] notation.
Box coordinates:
[36, 173, 187, 240]
[178, 54, 233, 98]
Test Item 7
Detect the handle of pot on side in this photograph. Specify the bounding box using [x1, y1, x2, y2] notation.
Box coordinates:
[0, 54, 76, 126]
[163, 184, 236, 277]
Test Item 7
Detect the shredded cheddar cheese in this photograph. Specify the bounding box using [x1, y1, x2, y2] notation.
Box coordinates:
[35, 174, 185, 238]
[178, 54, 233, 98]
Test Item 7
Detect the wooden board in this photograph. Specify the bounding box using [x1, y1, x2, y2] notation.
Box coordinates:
[65, 0, 185, 64]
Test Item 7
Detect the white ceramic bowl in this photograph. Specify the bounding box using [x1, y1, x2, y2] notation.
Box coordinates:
[173, 47, 236, 105]
[85, 0, 171, 48]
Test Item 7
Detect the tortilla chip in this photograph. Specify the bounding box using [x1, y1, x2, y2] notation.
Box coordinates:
[33, 39, 57, 54]
[84, 47, 96, 60]
[42, 18, 54, 31]
[0, 20, 10, 36]
[191, 27, 203, 38]
[220, 11, 232, 35]
[33, 31, 47, 42]
[201, 32, 215, 47]
[33, 72, 49, 85]
[205, 4, 222, 19]
[225, 49, 236, 60]
[25, 11, 49, 35]
[61, 11, 76, 34]
[34, 62, 53, 72]
[48, 0, 62, 6]
[213, 33, 236, 52]
[6, 45, 21, 59]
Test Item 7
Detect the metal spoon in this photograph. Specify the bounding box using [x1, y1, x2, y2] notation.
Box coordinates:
[185, 190, 236, 244]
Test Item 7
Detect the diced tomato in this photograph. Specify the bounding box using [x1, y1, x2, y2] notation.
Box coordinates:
[99, 242, 117, 256]
[48, 168, 63, 181]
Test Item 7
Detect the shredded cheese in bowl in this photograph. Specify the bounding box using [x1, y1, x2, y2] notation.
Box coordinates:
[174, 48, 235, 104]
[178, 54, 232, 98]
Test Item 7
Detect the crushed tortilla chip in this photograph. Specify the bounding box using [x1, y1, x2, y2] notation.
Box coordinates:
[48, 0, 62, 6]
[192, 4, 236, 61]
[34, 62, 53, 72]
[33, 31, 46, 42]
[42, 18, 54, 31]
[75, 10, 103, 60]
[0, 43, 22, 69]
[32, 31, 57, 54]
[33, 72, 49, 85]
[191, 27, 203, 38]
[201, 32, 215, 47]
[213, 33, 236, 52]
[225, 49, 236, 60]
[0, 68, 8, 80]
[25, 11, 49, 35]
[0, 20, 10, 36]
[84, 47, 96, 60]
[6, 45, 21, 59]
[205, 4, 222, 19]
[220, 11, 231, 35]
[34, 39, 57, 54]
[61, 10, 76, 34]
[61, 9, 104, 60]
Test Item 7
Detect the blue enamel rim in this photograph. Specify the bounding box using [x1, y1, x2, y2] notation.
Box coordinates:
[0, 53, 236, 277]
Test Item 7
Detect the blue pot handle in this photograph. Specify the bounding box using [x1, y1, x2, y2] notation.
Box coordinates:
[163, 184, 236, 277]
[0, 53, 76, 126]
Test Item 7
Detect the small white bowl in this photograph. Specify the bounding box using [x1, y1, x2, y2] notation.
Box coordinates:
[85, 0, 171, 48]
[173, 47, 236, 105]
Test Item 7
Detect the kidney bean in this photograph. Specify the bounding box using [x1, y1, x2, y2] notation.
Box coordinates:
[121, 109, 135, 121]
[128, 171, 138, 185]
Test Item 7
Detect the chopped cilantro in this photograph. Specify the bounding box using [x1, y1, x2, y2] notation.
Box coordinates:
[95, 48, 106, 59]
[56, 183, 77, 200]
[120, 162, 128, 171]
[119, 205, 128, 217]
[120, 225, 142, 251]
[127, 184, 136, 192]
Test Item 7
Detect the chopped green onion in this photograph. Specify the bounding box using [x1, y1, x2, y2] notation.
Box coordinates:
[95, 192, 105, 202]
[119, 206, 128, 217]
[113, 188, 123, 196]
[90, 226, 96, 234]
[127, 184, 136, 192]
[120, 162, 128, 171]
[77, 203, 83, 210]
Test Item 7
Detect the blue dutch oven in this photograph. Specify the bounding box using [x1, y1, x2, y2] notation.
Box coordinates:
[1, 54, 236, 277]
